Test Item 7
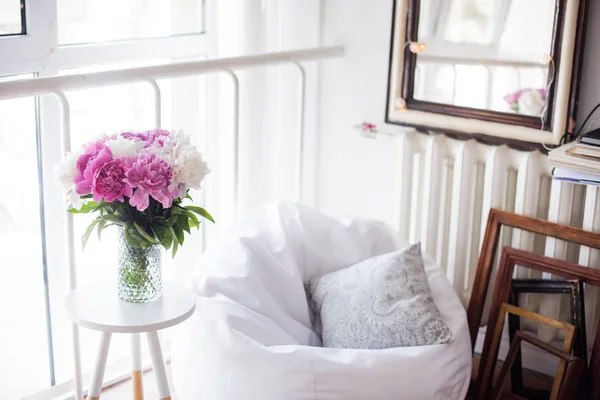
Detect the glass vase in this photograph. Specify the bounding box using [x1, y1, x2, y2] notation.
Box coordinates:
[117, 227, 162, 303]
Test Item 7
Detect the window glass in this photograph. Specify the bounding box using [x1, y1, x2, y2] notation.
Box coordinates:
[58, 0, 204, 45]
[0, 0, 24, 35]
[0, 74, 51, 398]
[499, 0, 555, 58]
[454, 65, 489, 109]
[443, 0, 496, 45]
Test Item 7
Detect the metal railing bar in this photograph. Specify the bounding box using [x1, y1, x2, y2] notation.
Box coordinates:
[290, 61, 306, 202]
[221, 69, 240, 217]
[53, 90, 83, 400]
[34, 94, 56, 387]
[418, 53, 545, 69]
[145, 78, 162, 127]
[0, 46, 344, 101]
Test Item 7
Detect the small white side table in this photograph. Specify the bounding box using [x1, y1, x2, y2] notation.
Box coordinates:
[65, 282, 196, 400]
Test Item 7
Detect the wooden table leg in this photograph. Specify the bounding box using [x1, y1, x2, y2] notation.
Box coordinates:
[88, 332, 112, 400]
[131, 333, 144, 400]
[146, 331, 171, 400]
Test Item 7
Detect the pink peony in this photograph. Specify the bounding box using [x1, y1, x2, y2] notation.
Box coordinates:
[503, 88, 547, 106]
[74, 142, 113, 195]
[124, 153, 178, 211]
[503, 89, 525, 106]
[91, 159, 133, 203]
[99, 134, 117, 142]
[122, 131, 150, 142]
[121, 129, 171, 148]
[145, 129, 172, 148]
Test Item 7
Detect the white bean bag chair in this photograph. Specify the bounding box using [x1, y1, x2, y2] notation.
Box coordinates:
[172, 202, 471, 400]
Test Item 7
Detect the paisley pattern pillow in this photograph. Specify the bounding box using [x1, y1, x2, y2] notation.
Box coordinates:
[305, 243, 453, 349]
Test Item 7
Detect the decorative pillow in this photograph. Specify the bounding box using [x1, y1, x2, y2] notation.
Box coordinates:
[305, 243, 453, 349]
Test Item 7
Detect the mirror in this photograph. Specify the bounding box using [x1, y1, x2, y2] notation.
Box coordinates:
[386, 0, 588, 147]
[415, 0, 554, 117]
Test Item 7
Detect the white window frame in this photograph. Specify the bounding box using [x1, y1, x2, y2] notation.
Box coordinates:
[0, 0, 212, 397]
[0, 2, 209, 75]
[0, 0, 54, 75]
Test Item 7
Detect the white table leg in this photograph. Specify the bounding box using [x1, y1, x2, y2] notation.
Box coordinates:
[146, 331, 171, 400]
[88, 332, 112, 400]
[131, 333, 144, 400]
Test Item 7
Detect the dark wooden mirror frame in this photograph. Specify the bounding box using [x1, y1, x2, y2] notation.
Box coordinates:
[402, 0, 568, 131]
[385, 0, 589, 150]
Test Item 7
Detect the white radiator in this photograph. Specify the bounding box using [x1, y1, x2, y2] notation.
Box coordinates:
[395, 131, 600, 347]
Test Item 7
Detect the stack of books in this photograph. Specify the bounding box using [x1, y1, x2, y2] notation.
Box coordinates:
[548, 129, 600, 186]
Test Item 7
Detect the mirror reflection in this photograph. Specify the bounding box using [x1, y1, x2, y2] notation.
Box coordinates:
[414, 0, 555, 117]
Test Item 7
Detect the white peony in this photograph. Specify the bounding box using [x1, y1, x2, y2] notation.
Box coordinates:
[518, 90, 545, 117]
[174, 151, 210, 189]
[144, 131, 177, 164]
[105, 135, 145, 158]
[172, 138, 209, 192]
[66, 187, 84, 210]
[54, 150, 81, 190]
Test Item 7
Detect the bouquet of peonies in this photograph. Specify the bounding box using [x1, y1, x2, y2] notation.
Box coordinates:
[56, 129, 212, 256]
[503, 88, 547, 117]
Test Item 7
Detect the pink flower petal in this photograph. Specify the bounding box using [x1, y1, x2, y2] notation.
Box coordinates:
[129, 189, 150, 211]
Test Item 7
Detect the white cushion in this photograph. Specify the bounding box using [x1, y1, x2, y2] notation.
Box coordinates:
[172, 202, 472, 400]
[306, 243, 454, 349]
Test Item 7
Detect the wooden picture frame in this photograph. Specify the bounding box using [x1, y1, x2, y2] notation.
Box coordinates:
[470, 241, 600, 398]
[480, 303, 576, 400]
[491, 330, 585, 400]
[467, 209, 600, 350]
[385, 0, 589, 148]
[508, 279, 586, 398]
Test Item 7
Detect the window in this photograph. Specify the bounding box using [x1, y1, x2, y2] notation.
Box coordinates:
[0, 75, 51, 399]
[57, 0, 204, 44]
[443, 0, 495, 45]
[0, 2, 208, 398]
[0, 0, 25, 35]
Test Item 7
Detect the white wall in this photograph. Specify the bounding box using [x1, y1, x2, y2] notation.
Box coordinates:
[317, 0, 405, 225]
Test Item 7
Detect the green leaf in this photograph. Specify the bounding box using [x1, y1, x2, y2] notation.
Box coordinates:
[183, 210, 200, 229]
[133, 222, 160, 244]
[185, 193, 193, 201]
[176, 214, 191, 234]
[92, 202, 107, 212]
[171, 225, 184, 246]
[100, 214, 123, 224]
[161, 215, 179, 227]
[186, 206, 215, 223]
[123, 224, 143, 248]
[154, 225, 173, 251]
[68, 201, 100, 214]
[97, 219, 107, 240]
[82, 219, 100, 249]
[171, 235, 179, 258]
[170, 207, 182, 216]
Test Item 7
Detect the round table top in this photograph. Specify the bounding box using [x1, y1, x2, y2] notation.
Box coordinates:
[64, 282, 196, 333]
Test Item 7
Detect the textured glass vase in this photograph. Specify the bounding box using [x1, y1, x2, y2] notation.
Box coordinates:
[118, 227, 162, 303]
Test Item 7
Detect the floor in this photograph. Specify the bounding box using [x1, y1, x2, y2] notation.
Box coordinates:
[100, 364, 177, 399]
[468, 355, 553, 399]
